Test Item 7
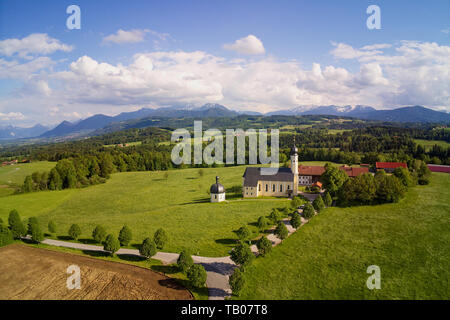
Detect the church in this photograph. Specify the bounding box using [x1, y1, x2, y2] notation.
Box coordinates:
[242, 141, 299, 198]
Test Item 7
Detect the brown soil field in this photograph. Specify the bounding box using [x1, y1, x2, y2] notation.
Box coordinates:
[0, 244, 193, 300]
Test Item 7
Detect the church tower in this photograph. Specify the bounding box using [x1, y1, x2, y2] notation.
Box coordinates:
[290, 137, 299, 196]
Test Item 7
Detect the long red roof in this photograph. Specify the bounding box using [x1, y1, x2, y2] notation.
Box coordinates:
[339, 166, 369, 177]
[376, 162, 407, 169]
[427, 164, 450, 173]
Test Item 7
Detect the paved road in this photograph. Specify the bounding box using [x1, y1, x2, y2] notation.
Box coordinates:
[40, 215, 309, 300]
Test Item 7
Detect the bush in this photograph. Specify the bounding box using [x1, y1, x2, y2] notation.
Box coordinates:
[236, 225, 251, 242]
[291, 213, 301, 229]
[30, 222, 44, 243]
[8, 209, 26, 239]
[139, 237, 157, 258]
[187, 264, 207, 288]
[48, 220, 57, 234]
[256, 236, 272, 256]
[302, 203, 315, 219]
[118, 225, 132, 246]
[154, 228, 168, 250]
[68, 224, 81, 240]
[103, 234, 120, 255]
[274, 221, 288, 240]
[27, 217, 39, 235]
[257, 216, 268, 232]
[230, 242, 254, 266]
[0, 224, 14, 247]
[92, 225, 107, 243]
[290, 196, 305, 209]
[312, 196, 325, 213]
[268, 209, 281, 224]
[323, 192, 333, 207]
[177, 249, 194, 273]
[229, 267, 245, 296]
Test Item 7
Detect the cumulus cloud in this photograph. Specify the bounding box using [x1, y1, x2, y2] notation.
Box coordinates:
[0, 33, 72, 59]
[102, 29, 149, 44]
[2, 40, 450, 125]
[0, 112, 25, 121]
[223, 35, 265, 55]
[0, 57, 54, 79]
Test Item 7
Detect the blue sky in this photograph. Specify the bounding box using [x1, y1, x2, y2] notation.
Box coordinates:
[0, 0, 449, 126]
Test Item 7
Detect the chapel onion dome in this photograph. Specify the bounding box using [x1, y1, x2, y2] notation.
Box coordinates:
[210, 176, 225, 194]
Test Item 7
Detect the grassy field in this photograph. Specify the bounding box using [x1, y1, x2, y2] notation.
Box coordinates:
[0, 161, 55, 186]
[0, 165, 290, 257]
[414, 139, 450, 151]
[234, 172, 450, 299]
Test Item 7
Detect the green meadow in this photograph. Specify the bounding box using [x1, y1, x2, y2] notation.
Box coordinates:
[0, 164, 289, 257]
[414, 139, 450, 151]
[234, 173, 450, 299]
[0, 161, 55, 187]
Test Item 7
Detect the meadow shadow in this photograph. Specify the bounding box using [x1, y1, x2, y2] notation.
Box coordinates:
[81, 249, 110, 258]
[215, 238, 237, 245]
[151, 264, 180, 275]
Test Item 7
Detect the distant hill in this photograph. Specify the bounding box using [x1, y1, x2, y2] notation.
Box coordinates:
[267, 105, 450, 123]
[40, 104, 239, 138]
[0, 124, 49, 139]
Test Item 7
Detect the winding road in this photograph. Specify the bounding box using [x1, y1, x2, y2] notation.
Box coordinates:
[39, 216, 307, 300]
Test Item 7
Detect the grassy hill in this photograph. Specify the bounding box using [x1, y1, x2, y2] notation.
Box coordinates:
[234, 173, 450, 299]
[0, 165, 289, 257]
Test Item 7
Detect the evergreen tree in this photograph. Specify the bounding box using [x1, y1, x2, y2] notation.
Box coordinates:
[274, 221, 289, 240]
[154, 228, 168, 250]
[103, 234, 120, 256]
[68, 224, 81, 240]
[92, 225, 107, 243]
[257, 216, 268, 232]
[302, 203, 315, 219]
[236, 225, 251, 242]
[291, 213, 302, 229]
[323, 192, 333, 207]
[229, 267, 245, 296]
[256, 236, 272, 256]
[177, 249, 194, 273]
[187, 264, 207, 288]
[312, 196, 325, 213]
[8, 209, 26, 239]
[118, 225, 133, 246]
[230, 242, 254, 267]
[48, 220, 57, 234]
[139, 237, 156, 258]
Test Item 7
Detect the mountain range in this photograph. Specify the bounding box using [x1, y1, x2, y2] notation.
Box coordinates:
[0, 124, 49, 140]
[2, 104, 449, 140]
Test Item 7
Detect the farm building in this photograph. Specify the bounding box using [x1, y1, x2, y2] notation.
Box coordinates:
[376, 162, 407, 173]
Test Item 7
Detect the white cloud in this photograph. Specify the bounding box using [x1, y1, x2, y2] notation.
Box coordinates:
[0, 33, 72, 59]
[0, 57, 54, 79]
[2, 40, 450, 125]
[102, 29, 148, 44]
[441, 28, 450, 34]
[223, 35, 265, 55]
[0, 112, 25, 121]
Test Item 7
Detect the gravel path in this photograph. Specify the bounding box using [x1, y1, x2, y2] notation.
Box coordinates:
[40, 215, 309, 300]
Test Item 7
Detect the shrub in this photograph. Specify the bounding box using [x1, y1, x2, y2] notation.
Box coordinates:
[323, 192, 333, 207]
[312, 196, 325, 213]
[257, 216, 268, 232]
[291, 213, 302, 229]
[230, 242, 254, 266]
[177, 249, 194, 273]
[274, 221, 288, 240]
[236, 225, 251, 242]
[0, 224, 14, 247]
[30, 222, 44, 243]
[103, 234, 120, 256]
[187, 264, 207, 288]
[154, 228, 168, 250]
[92, 225, 107, 243]
[268, 209, 281, 224]
[256, 236, 272, 256]
[8, 209, 26, 239]
[27, 217, 39, 235]
[290, 196, 304, 209]
[302, 203, 315, 219]
[68, 224, 81, 240]
[139, 237, 157, 258]
[118, 225, 132, 246]
[48, 220, 57, 234]
[229, 267, 245, 296]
